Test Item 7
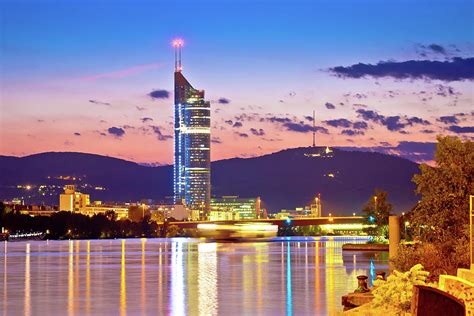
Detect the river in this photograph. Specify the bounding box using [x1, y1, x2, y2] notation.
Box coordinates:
[0, 236, 388, 315]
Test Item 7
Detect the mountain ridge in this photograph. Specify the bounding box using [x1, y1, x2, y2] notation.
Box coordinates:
[0, 147, 420, 215]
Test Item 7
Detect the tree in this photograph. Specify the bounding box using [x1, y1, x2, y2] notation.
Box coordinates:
[406, 136, 473, 274]
[362, 189, 393, 239]
[128, 205, 150, 222]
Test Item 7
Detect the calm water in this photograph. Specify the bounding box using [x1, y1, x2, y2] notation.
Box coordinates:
[0, 237, 387, 316]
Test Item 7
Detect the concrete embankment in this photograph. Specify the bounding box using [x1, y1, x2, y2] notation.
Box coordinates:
[342, 243, 389, 251]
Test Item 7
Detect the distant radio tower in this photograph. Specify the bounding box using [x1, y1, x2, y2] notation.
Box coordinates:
[172, 38, 184, 72]
[312, 110, 316, 147]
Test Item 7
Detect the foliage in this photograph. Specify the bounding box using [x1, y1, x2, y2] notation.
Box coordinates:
[397, 136, 473, 276]
[165, 225, 180, 238]
[371, 264, 430, 313]
[128, 205, 151, 222]
[1, 209, 159, 239]
[412, 136, 473, 244]
[362, 189, 392, 239]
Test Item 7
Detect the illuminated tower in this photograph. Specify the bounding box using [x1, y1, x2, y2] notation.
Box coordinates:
[173, 39, 211, 216]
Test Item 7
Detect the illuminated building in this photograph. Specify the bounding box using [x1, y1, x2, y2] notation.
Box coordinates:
[173, 39, 211, 216]
[151, 204, 189, 221]
[59, 185, 90, 212]
[274, 207, 312, 219]
[80, 202, 129, 220]
[209, 196, 261, 220]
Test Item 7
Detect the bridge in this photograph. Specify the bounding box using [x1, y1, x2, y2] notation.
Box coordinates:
[167, 216, 366, 229]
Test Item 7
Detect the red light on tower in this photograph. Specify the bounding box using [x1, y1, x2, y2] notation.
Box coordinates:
[172, 38, 184, 48]
[172, 38, 184, 72]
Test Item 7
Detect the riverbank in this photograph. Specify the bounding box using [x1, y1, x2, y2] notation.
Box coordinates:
[342, 243, 389, 251]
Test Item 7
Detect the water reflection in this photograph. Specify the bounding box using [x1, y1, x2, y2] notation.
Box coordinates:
[120, 239, 126, 316]
[198, 243, 218, 315]
[0, 237, 387, 315]
[286, 242, 292, 316]
[171, 241, 185, 315]
[24, 243, 30, 316]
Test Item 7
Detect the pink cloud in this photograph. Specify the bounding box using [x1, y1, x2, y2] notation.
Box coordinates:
[78, 63, 162, 81]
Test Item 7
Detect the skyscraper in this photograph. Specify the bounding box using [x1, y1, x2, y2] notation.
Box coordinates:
[173, 39, 211, 215]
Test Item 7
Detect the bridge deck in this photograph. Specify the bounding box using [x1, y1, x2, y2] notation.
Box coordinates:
[168, 216, 365, 228]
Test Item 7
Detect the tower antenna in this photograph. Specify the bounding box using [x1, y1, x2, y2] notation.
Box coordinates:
[312, 110, 316, 147]
[172, 38, 184, 72]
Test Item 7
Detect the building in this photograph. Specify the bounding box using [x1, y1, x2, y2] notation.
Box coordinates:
[59, 185, 90, 212]
[173, 39, 211, 216]
[152, 204, 189, 221]
[209, 196, 261, 221]
[80, 201, 129, 220]
[274, 207, 313, 219]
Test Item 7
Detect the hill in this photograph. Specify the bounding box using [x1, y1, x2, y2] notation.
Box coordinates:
[0, 147, 420, 215]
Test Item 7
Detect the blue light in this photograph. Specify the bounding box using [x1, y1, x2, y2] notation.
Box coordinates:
[286, 218, 291, 224]
[368, 215, 375, 223]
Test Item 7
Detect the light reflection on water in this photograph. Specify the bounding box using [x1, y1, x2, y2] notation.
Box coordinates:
[0, 237, 387, 315]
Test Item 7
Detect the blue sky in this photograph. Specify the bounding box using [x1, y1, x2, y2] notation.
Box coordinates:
[1, 0, 473, 163]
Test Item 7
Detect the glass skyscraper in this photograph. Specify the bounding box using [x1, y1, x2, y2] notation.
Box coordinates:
[173, 58, 211, 215]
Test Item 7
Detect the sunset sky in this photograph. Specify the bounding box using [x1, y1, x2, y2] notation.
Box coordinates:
[1, 0, 473, 165]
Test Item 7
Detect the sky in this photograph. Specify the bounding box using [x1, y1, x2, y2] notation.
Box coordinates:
[1, 0, 473, 165]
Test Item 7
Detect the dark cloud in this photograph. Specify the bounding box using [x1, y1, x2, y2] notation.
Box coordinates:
[354, 93, 367, 99]
[324, 119, 352, 128]
[211, 137, 222, 144]
[406, 117, 430, 126]
[136, 106, 147, 111]
[225, 120, 233, 125]
[353, 121, 368, 130]
[448, 125, 474, 133]
[89, 99, 111, 106]
[289, 91, 296, 97]
[74, 132, 81, 136]
[233, 122, 243, 128]
[150, 126, 172, 141]
[435, 84, 458, 97]
[438, 115, 459, 124]
[304, 116, 314, 122]
[218, 98, 231, 104]
[330, 57, 474, 81]
[266, 116, 292, 124]
[427, 44, 447, 55]
[108, 127, 125, 137]
[235, 113, 260, 122]
[148, 89, 170, 100]
[356, 109, 431, 132]
[236, 132, 249, 138]
[420, 129, 435, 134]
[341, 129, 365, 136]
[325, 102, 336, 109]
[283, 122, 328, 134]
[250, 128, 265, 136]
[141, 117, 153, 123]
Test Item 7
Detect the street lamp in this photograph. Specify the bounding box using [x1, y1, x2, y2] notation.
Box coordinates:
[141, 203, 146, 219]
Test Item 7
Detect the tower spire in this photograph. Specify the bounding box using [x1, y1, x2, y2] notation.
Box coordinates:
[172, 38, 184, 72]
[312, 110, 316, 147]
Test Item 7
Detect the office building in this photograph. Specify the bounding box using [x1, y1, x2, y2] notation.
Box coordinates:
[210, 196, 261, 220]
[173, 39, 211, 216]
[59, 185, 90, 212]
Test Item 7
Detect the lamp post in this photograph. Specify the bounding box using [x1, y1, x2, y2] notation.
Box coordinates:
[374, 196, 378, 214]
[141, 203, 146, 219]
